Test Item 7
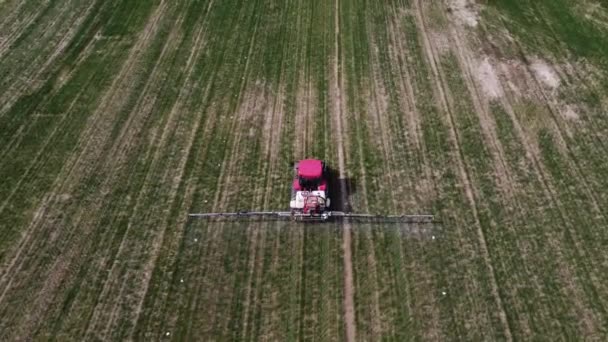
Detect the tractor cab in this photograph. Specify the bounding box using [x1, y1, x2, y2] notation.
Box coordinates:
[294, 159, 327, 191]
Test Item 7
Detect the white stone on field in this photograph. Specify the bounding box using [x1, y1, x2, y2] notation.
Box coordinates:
[166, 331, 171, 336]
[442, 291, 447, 295]
[180, 279, 184, 283]
[194, 238, 198, 242]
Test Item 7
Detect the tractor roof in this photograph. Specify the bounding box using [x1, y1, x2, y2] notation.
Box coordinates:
[298, 159, 323, 178]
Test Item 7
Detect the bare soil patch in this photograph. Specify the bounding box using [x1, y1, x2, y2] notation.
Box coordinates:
[447, 0, 480, 27]
[530, 59, 561, 89]
[563, 105, 581, 121]
[475, 57, 503, 99]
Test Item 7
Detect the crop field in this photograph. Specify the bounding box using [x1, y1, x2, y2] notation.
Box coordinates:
[1, 0, 608, 340]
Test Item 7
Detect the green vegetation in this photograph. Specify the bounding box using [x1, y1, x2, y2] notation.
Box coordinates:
[486, 0, 608, 61]
[0, 0, 607, 340]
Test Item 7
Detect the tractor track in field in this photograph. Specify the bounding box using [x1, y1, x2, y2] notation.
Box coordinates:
[359, 5, 421, 336]
[0, 0, 165, 222]
[413, 1, 514, 340]
[360, 4, 440, 338]
[332, 0, 356, 340]
[295, 72, 315, 159]
[523, 60, 608, 226]
[0, 90, 85, 216]
[242, 82, 285, 340]
[366, 59, 396, 340]
[365, 42, 392, 340]
[487, 17, 608, 231]
[385, 5, 423, 151]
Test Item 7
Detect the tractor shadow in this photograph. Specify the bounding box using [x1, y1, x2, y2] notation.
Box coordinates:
[326, 167, 356, 212]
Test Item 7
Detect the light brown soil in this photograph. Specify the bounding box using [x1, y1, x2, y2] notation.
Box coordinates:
[475, 57, 503, 99]
[333, 0, 356, 340]
[530, 59, 561, 89]
[447, 0, 480, 27]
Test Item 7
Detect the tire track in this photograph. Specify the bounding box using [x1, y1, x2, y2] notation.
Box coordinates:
[294, 71, 314, 159]
[413, 1, 514, 340]
[238, 74, 285, 342]
[122, 11, 218, 338]
[364, 50, 394, 339]
[332, 0, 356, 340]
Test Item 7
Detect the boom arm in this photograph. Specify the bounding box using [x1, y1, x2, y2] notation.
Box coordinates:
[327, 211, 434, 223]
[188, 211, 292, 218]
[188, 211, 434, 223]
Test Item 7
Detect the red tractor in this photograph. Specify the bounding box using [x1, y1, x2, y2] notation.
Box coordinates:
[289, 159, 331, 220]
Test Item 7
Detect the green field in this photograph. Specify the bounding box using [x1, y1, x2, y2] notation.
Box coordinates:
[1, 0, 607, 340]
